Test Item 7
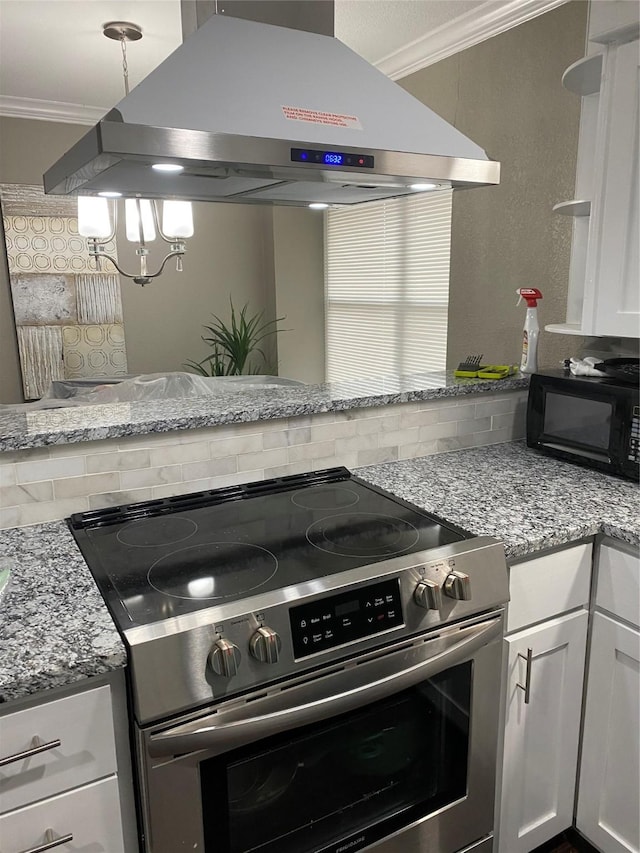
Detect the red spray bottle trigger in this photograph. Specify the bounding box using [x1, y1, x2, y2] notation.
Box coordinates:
[516, 288, 543, 307]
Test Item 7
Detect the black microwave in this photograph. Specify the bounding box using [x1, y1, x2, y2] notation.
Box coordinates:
[527, 370, 639, 481]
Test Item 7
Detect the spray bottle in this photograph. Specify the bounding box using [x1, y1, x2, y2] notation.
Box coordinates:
[516, 288, 543, 374]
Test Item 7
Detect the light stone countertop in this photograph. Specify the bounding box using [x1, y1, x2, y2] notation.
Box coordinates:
[0, 440, 636, 705]
[357, 441, 639, 559]
[0, 371, 528, 452]
[0, 521, 126, 704]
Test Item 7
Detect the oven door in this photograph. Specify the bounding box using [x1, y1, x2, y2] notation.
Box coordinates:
[137, 613, 503, 853]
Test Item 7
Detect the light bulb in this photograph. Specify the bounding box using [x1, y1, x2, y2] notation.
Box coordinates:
[162, 200, 194, 238]
[125, 199, 156, 242]
[77, 196, 112, 238]
[409, 183, 438, 191]
[152, 163, 184, 173]
[309, 203, 329, 210]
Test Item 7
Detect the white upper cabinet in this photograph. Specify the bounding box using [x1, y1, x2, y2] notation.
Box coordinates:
[549, 1, 640, 339]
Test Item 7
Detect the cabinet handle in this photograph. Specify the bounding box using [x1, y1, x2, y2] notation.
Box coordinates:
[0, 735, 61, 767]
[18, 829, 73, 853]
[516, 647, 533, 704]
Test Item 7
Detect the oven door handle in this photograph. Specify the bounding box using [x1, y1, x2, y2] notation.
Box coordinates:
[148, 616, 501, 758]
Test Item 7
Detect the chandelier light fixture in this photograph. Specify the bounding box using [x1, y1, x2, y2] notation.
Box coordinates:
[77, 22, 194, 286]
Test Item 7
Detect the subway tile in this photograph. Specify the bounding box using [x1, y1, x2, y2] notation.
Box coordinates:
[436, 434, 482, 453]
[53, 437, 119, 456]
[357, 447, 399, 467]
[310, 421, 356, 442]
[284, 427, 313, 446]
[475, 398, 518, 419]
[398, 440, 439, 460]
[1, 481, 54, 506]
[150, 440, 210, 467]
[438, 404, 476, 423]
[87, 448, 150, 474]
[54, 472, 120, 500]
[457, 417, 491, 436]
[399, 409, 439, 429]
[237, 448, 289, 473]
[0, 447, 51, 464]
[151, 479, 214, 499]
[13, 497, 89, 527]
[120, 464, 183, 490]
[16, 455, 85, 484]
[335, 434, 378, 455]
[491, 412, 520, 432]
[287, 441, 336, 464]
[0, 505, 21, 529]
[209, 470, 266, 489]
[418, 422, 458, 442]
[89, 489, 153, 510]
[0, 464, 17, 488]
[210, 434, 262, 458]
[378, 428, 420, 448]
[262, 430, 287, 450]
[182, 457, 238, 481]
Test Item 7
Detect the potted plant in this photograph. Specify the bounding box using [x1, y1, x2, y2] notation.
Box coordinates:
[184, 300, 285, 376]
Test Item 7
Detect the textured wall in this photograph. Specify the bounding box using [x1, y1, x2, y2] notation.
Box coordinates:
[400, 1, 589, 370]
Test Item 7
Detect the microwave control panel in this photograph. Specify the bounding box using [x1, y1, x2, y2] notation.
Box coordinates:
[289, 578, 404, 659]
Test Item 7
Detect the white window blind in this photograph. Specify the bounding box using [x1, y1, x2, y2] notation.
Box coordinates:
[325, 190, 453, 381]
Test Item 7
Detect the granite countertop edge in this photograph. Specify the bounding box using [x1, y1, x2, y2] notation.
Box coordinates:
[0, 373, 529, 452]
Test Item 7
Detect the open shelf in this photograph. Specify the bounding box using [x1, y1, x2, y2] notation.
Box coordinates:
[553, 200, 591, 217]
[545, 323, 584, 336]
[562, 54, 603, 96]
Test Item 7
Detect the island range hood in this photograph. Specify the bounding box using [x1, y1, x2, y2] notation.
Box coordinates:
[44, 13, 500, 207]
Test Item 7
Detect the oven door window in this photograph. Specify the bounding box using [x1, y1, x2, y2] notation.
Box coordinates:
[200, 661, 471, 853]
[543, 391, 613, 456]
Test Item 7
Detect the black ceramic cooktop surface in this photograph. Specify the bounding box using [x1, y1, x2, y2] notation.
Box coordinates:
[68, 468, 466, 629]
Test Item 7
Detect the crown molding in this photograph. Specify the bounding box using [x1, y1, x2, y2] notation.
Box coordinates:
[377, 0, 570, 80]
[0, 96, 106, 125]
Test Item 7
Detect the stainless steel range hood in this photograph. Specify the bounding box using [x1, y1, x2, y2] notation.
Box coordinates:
[44, 14, 500, 206]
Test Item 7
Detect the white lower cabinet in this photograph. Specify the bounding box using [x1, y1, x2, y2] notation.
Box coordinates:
[576, 543, 640, 853]
[0, 672, 137, 853]
[0, 777, 125, 852]
[496, 609, 589, 853]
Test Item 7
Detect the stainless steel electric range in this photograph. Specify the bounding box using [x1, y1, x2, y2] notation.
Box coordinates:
[69, 467, 509, 853]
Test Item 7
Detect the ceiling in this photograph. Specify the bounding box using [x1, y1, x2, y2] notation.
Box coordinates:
[0, 0, 566, 124]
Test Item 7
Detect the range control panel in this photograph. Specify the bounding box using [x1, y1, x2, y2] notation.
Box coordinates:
[290, 578, 404, 659]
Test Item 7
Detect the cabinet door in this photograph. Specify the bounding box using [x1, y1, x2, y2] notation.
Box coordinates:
[496, 610, 588, 853]
[577, 612, 640, 853]
[583, 36, 640, 337]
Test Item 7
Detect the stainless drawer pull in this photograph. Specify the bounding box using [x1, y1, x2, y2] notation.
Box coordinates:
[516, 647, 533, 704]
[0, 735, 61, 767]
[18, 829, 73, 853]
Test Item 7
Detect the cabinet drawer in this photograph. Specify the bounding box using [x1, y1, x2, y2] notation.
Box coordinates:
[596, 544, 640, 628]
[0, 776, 125, 853]
[507, 544, 592, 633]
[0, 685, 117, 815]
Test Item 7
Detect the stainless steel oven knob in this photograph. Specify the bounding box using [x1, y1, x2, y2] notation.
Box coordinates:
[414, 579, 442, 610]
[209, 638, 241, 677]
[444, 570, 472, 600]
[250, 626, 282, 664]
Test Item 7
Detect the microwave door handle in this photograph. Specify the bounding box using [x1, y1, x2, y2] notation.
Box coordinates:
[149, 616, 501, 759]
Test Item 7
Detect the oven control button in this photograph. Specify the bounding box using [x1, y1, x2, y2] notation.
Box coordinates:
[414, 579, 442, 610]
[250, 626, 282, 664]
[209, 638, 241, 678]
[444, 570, 472, 601]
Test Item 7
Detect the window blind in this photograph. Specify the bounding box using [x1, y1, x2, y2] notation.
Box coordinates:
[325, 190, 453, 381]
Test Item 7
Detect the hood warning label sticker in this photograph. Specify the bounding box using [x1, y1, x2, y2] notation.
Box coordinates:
[282, 106, 362, 130]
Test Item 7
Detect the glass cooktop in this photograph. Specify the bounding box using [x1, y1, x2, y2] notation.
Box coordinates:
[68, 468, 466, 629]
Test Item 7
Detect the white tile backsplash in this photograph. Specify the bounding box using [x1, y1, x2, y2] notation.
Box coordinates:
[0, 390, 527, 528]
